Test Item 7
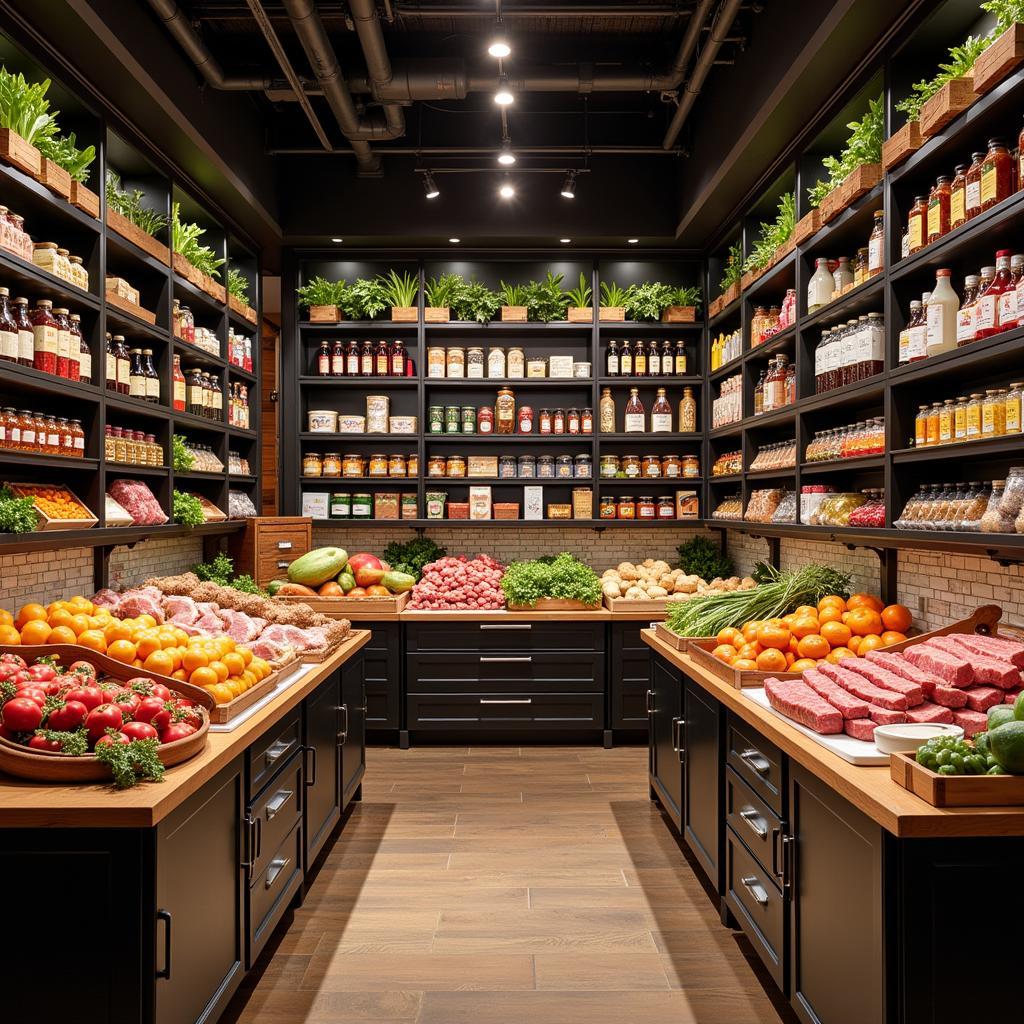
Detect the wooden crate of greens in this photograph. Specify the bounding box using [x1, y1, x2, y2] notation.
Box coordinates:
[598, 306, 625, 322]
[424, 306, 450, 323]
[919, 76, 978, 137]
[38, 158, 71, 200]
[108, 207, 170, 265]
[971, 24, 1024, 96]
[501, 305, 528, 322]
[0, 128, 41, 176]
[889, 752, 1024, 807]
[308, 304, 341, 322]
[653, 622, 714, 650]
[882, 120, 923, 171]
[69, 181, 99, 219]
[793, 209, 821, 246]
[661, 306, 697, 323]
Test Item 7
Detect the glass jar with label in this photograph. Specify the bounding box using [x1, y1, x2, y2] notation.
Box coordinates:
[567, 408, 580, 434]
[927, 176, 952, 244]
[637, 496, 656, 519]
[496, 388, 515, 433]
[446, 347, 465, 378]
[517, 455, 536, 478]
[352, 494, 373, 519]
[488, 347, 505, 378]
[518, 405, 534, 434]
[965, 151, 985, 220]
[574, 454, 592, 478]
[683, 455, 700, 478]
[389, 453, 407, 476]
[536, 455, 555, 478]
[953, 396, 968, 441]
[462, 406, 477, 434]
[446, 455, 467, 477]
[581, 408, 593, 434]
[507, 347, 525, 378]
[867, 210, 885, 276]
[466, 347, 485, 378]
[642, 455, 662, 478]
[599, 388, 615, 433]
[657, 496, 676, 519]
[661, 454, 681, 478]
[477, 406, 494, 434]
[980, 138, 1012, 212]
[552, 408, 566, 434]
[303, 453, 323, 477]
[330, 493, 352, 518]
[600, 454, 620, 478]
[539, 408, 552, 434]
[621, 454, 642, 478]
[599, 496, 617, 519]
[617, 496, 636, 519]
[907, 195, 928, 254]
[427, 346, 446, 378]
[427, 456, 446, 477]
[322, 452, 342, 477]
[343, 454, 366, 477]
[1006, 382, 1023, 434]
[966, 393, 984, 439]
[950, 164, 969, 229]
[983, 389, 1007, 436]
[368, 453, 388, 476]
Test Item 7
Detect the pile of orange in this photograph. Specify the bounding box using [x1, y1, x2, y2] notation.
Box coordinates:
[709, 594, 912, 674]
[0, 596, 271, 705]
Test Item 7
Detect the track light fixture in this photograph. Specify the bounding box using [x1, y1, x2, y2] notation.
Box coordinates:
[449, 238, 461, 243]
[494, 87, 514, 106]
[560, 238, 572, 244]
[422, 171, 440, 199]
[499, 180, 516, 200]
[330, 237, 343, 243]
[560, 170, 577, 199]
[628, 238, 639, 244]
[497, 141, 516, 166]
[488, 40, 511, 58]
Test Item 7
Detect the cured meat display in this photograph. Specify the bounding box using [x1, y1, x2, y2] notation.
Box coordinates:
[763, 678, 843, 734]
[106, 479, 168, 526]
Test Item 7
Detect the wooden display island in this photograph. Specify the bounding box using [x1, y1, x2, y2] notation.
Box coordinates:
[0, 632, 370, 1024]
[643, 629, 1024, 1024]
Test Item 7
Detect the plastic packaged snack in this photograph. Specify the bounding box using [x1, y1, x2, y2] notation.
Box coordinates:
[228, 490, 258, 518]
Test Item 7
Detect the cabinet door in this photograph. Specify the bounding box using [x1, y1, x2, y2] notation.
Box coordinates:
[156, 756, 245, 1024]
[648, 654, 683, 832]
[341, 652, 366, 809]
[303, 672, 342, 867]
[788, 763, 885, 1024]
[682, 678, 721, 886]
[610, 622, 653, 730]
[364, 621, 401, 730]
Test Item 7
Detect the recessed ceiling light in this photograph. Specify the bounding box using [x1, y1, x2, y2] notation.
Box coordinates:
[499, 182, 515, 199]
[449, 238, 460, 243]
[560, 238, 571, 244]
[494, 89, 514, 106]
[560, 170, 577, 199]
[330, 237, 343, 243]
[488, 40, 511, 58]
[628, 238, 639, 244]
[497, 141, 516, 166]
[422, 170, 440, 199]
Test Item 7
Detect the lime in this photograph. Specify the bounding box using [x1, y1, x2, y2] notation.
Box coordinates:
[1015, 692, 1024, 721]
[988, 706, 1016, 731]
[987, 721, 1024, 774]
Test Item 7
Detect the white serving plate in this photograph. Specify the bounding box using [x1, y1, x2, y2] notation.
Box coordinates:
[873, 722, 963, 754]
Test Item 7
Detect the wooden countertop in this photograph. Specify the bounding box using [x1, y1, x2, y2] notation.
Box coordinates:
[326, 608, 667, 623]
[643, 630, 1024, 839]
[0, 631, 371, 830]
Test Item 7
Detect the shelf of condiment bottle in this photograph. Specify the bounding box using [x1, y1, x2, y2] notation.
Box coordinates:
[800, 456, 886, 474]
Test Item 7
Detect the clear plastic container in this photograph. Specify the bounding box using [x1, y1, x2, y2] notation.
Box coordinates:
[980, 480, 1016, 533]
[998, 466, 1024, 519]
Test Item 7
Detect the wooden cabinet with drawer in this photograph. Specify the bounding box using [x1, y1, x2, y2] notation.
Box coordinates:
[229, 516, 312, 587]
[610, 622, 654, 731]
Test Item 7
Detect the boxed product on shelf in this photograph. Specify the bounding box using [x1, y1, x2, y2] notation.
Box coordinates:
[547, 503, 572, 519]
[301, 491, 330, 519]
[389, 415, 417, 433]
[572, 487, 593, 519]
[469, 485, 492, 520]
[105, 276, 140, 306]
[524, 485, 543, 520]
[228, 490, 258, 518]
[468, 455, 499, 477]
[191, 493, 227, 522]
[425, 491, 447, 518]
[494, 502, 519, 520]
[448, 501, 470, 519]
[373, 492, 400, 519]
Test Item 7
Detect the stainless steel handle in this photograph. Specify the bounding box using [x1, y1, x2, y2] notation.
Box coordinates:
[243, 813, 257, 877]
[337, 703, 349, 743]
[304, 744, 317, 788]
[479, 656, 532, 663]
[740, 808, 768, 839]
[646, 689, 655, 715]
[671, 717, 681, 753]
[277, 540, 293, 549]
[480, 698, 532, 704]
[265, 856, 290, 889]
[276, 560, 290, 569]
[254, 814, 262, 862]
[480, 623, 532, 630]
[265, 739, 292, 766]
[156, 910, 172, 980]
[781, 833, 795, 893]
[740, 876, 769, 906]
[739, 748, 771, 775]
[265, 789, 292, 820]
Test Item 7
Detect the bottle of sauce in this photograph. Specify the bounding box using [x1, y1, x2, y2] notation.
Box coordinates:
[950, 164, 969, 229]
[863, 313, 885, 380]
[633, 339, 647, 377]
[620, 339, 633, 376]
[965, 152, 985, 220]
[833, 257, 855, 294]
[172, 354, 186, 411]
[326, 338, 342, 376]
[143, 349, 160, 402]
[53, 308, 74, 380]
[927, 176, 952, 244]
[624, 388, 645, 432]
[679, 386, 697, 432]
[867, 211, 884, 277]
[807, 258, 833, 313]
[651, 388, 672, 432]
[71, 314, 89, 384]
[898, 302, 918, 364]
[1000, 254, 1024, 332]
[770, 355, 790, 408]
[30, 300, 59, 376]
[606, 339, 619, 376]
[210, 374, 223, 420]
[317, 339, 331, 375]
[495, 388, 516, 434]
[956, 275, 979, 346]
[129, 348, 146, 400]
[914, 404, 929, 447]
[346, 339, 360, 376]
[104, 334, 116, 390]
[114, 336, 131, 395]
[906, 297, 929, 362]
[187, 369, 205, 417]
[975, 250, 1013, 340]
[360, 339, 374, 376]
[599, 387, 616, 432]
[375, 338, 389, 376]
[0, 288, 17, 362]
[980, 138, 1012, 212]
[754, 368, 766, 414]
[13, 298, 33, 367]
[925, 269, 959, 357]
[391, 339, 406, 377]
[648, 339, 661, 377]
[907, 195, 928, 254]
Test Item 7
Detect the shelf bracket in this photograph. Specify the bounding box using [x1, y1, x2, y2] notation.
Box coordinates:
[842, 544, 898, 605]
[988, 549, 1024, 568]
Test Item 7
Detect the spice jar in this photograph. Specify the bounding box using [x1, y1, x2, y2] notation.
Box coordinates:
[496, 388, 516, 433]
[446, 347, 465, 378]
[518, 405, 534, 433]
[622, 454, 642, 478]
[303, 452, 324, 477]
[343, 453, 366, 477]
[446, 455, 467, 477]
[642, 455, 662, 478]
[466, 347, 484, 378]
[389, 453, 407, 476]
[427, 456, 446, 477]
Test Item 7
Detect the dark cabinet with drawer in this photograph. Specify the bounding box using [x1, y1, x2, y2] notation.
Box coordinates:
[610, 622, 655, 731]
[341, 653, 366, 807]
[648, 653, 683, 831]
[303, 671, 343, 867]
[682, 678, 722, 886]
[363, 620, 401, 732]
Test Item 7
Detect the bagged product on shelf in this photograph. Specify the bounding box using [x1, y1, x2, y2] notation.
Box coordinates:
[191, 493, 227, 522]
[228, 490, 258, 518]
[771, 492, 798, 523]
[998, 467, 1024, 519]
[107, 479, 168, 526]
[744, 488, 789, 523]
[980, 480, 1016, 533]
[812, 491, 868, 527]
[104, 493, 134, 527]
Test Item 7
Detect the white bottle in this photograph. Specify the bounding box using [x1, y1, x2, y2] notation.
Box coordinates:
[808, 259, 834, 314]
[833, 257, 855, 293]
[898, 302, 918, 364]
[926, 269, 959, 356]
[907, 293, 930, 362]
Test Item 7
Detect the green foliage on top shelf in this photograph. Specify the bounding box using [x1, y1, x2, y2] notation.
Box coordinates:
[105, 170, 167, 236]
[667, 284, 702, 309]
[172, 202, 225, 279]
[565, 272, 592, 308]
[296, 275, 348, 310]
[743, 192, 796, 272]
[377, 269, 419, 308]
[500, 552, 602, 607]
[718, 241, 743, 296]
[981, 0, 1024, 32]
[894, 35, 992, 124]
[625, 282, 674, 321]
[226, 267, 250, 304]
[450, 279, 500, 323]
[498, 280, 529, 306]
[38, 131, 95, 183]
[525, 271, 569, 322]
[807, 95, 883, 208]
[599, 280, 630, 307]
[677, 536, 734, 581]
[424, 272, 464, 308]
[348, 277, 390, 319]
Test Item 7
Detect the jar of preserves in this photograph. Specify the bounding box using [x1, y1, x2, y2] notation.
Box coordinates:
[622, 454, 642, 479]
[102, 424, 114, 460]
[496, 388, 516, 433]
[445, 405, 461, 434]
[408, 454, 419, 476]
[428, 405, 444, 433]
[642, 455, 662, 478]
[925, 402, 940, 445]
[517, 454, 536, 478]
[466, 347, 484, 378]
[581, 408, 593, 434]
[983, 389, 1007, 436]
[907, 195, 928, 254]
[488, 347, 506, 378]
[539, 408, 553, 434]
[950, 164, 969, 229]
[954, 396, 969, 441]
[389, 453, 407, 476]
[507, 347, 525, 378]
[330, 493, 351, 518]
[499, 455, 518, 478]
[352, 494, 373, 519]
[927, 176, 952, 244]
[462, 405, 477, 434]
[446, 455, 467, 477]
[657, 496, 676, 519]
[367, 453, 388, 476]
[343, 453, 366, 477]
[555, 454, 574, 478]
[477, 406, 495, 433]
[599, 496, 617, 519]
[966, 393, 984, 439]
[518, 405, 534, 433]
[662, 454, 681, 478]
[322, 452, 343, 477]
[617, 497, 636, 519]
[914, 404, 929, 447]
[599, 454, 620, 478]
[70, 419, 85, 457]
[599, 388, 615, 433]
[1006, 382, 1023, 434]
[682, 455, 700, 478]
[427, 456, 447, 477]
[446, 347, 465, 378]
[574, 454, 592, 478]
[868, 211, 884, 276]
[938, 400, 955, 444]
[981, 138, 1012, 211]
[536, 455, 555, 478]
[427, 347, 446, 378]
[567, 408, 581, 434]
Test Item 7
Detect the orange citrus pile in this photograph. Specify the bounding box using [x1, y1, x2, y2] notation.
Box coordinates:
[709, 594, 912, 674]
[0, 596, 272, 705]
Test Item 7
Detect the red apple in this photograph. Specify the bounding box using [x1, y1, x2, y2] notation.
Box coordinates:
[346, 552, 385, 588]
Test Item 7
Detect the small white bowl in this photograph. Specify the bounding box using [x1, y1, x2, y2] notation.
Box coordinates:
[872, 722, 964, 754]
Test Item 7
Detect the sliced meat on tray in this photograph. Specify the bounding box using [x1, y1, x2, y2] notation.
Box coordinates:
[905, 702, 955, 725]
[1006, 688, 1024, 704]
[867, 705, 908, 725]
[926, 636, 1019, 687]
[839, 658, 924, 706]
[803, 669, 869, 719]
[951, 708, 988, 737]
[962, 685, 1006, 712]
[764, 678, 843, 734]
[844, 718, 878, 742]
[902, 645, 973, 687]
[815, 662, 909, 711]
[951, 632, 1024, 668]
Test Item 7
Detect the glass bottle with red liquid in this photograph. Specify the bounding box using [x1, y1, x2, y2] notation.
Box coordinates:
[980, 139, 1013, 212]
[13, 298, 33, 367]
[975, 250, 1014, 340]
[54, 308, 77, 381]
[71, 314, 89, 384]
[317, 339, 330, 376]
[30, 300, 59, 376]
[0, 288, 17, 363]
[172, 354, 186, 411]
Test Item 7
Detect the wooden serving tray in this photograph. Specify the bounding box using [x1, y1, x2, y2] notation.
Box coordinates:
[652, 622, 714, 651]
[688, 639, 803, 689]
[274, 590, 409, 615]
[507, 598, 602, 612]
[6, 483, 97, 531]
[883, 604, 1003, 654]
[889, 752, 1024, 806]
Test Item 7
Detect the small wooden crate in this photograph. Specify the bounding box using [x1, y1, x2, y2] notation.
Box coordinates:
[507, 598, 602, 612]
[424, 306, 450, 323]
[842, 163, 882, 204]
[308, 304, 341, 323]
[604, 595, 671, 615]
[391, 305, 418, 323]
[920, 77, 978, 137]
[662, 305, 696, 323]
[448, 501, 470, 519]
[793, 209, 821, 246]
[493, 502, 519, 520]
[567, 306, 593, 323]
[890, 752, 1024, 806]
[0, 128, 41, 176]
[708, 296, 723, 319]
[276, 591, 408, 615]
[105, 288, 157, 326]
[652, 622, 714, 650]
[38, 158, 71, 200]
[199, 273, 226, 305]
[228, 293, 259, 324]
[598, 306, 625, 322]
[689, 639, 803, 689]
[818, 187, 846, 225]
[882, 120, 923, 171]
[723, 282, 740, 306]
[69, 181, 100, 219]
[971, 24, 1024, 96]
[107, 208, 170, 265]
[501, 305, 528, 322]
[209, 659, 298, 724]
[7, 482, 97, 530]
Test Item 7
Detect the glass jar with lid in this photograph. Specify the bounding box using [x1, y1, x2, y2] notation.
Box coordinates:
[621, 454, 642, 478]
[322, 452, 343, 477]
[488, 347, 506, 378]
[980, 138, 1013, 212]
[642, 455, 662, 478]
[466, 347, 485, 378]
[1005, 382, 1023, 434]
[368, 453, 389, 476]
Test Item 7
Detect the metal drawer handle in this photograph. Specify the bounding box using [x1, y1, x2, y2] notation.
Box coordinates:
[739, 808, 768, 839]
[276, 560, 290, 569]
[739, 748, 771, 775]
[337, 704, 349, 744]
[646, 689, 654, 715]
[156, 910, 172, 980]
[480, 623, 532, 630]
[277, 541, 293, 549]
[265, 789, 292, 820]
[265, 739, 292, 766]
[671, 716, 681, 753]
[740, 875, 769, 906]
[480, 698, 532, 704]
[304, 745, 317, 788]
[265, 856, 291, 889]
[479, 656, 532, 663]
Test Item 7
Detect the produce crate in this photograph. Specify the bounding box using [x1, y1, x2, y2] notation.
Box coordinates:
[424, 306, 450, 323]
[793, 209, 821, 245]
[107, 207, 171, 265]
[308, 304, 341, 322]
[598, 306, 625, 322]
[391, 306, 418, 323]
[604, 595, 672, 615]
[493, 502, 520, 520]
[708, 295, 723, 319]
[274, 590, 409, 615]
[882, 120, 923, 171]
[0, 128, 41, 176]
[653, 621, 716, 651]
[841, 162, 882, 204]
[69, 181, 100, 219]
[919, 76, 978, 137]
[567, 306, 593, 323]
[972, 24, 1024, 95]
[890, 752, 1024, 806]
[198, 272, 226, 305]
[818, 186, 846, 225]
[209, 658, 298, 725]
[105, 288, 157, 326]
[661, 306, 697, 323]
[773, 236, 796, 263]
[722, 282, 740, 306]
[501, 305, 527, 322]
[38, 158, 71, 200]
[448, 502, 470, 519]
[507, 598, 602, 612]
[228, 293, 259, 324]
[688, 638, 802, 689]
[6, 482, 97, 530]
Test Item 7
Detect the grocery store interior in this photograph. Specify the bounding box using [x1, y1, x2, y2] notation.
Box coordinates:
[2, 0, 1024, 1022]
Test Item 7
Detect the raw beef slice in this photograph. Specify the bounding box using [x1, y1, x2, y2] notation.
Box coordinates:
[867, 705, 907, 725]
[927, 636, 1018, 687]
[816, 662, 908, 711]
[803, 669, 869, 719]
[952, 633, 1024, 669]
[764, 678, 843, 734]
[1005, 688, 1023, 705]
[844, 718, 878, 742]
[905, 702, 955, 725]
[840, 659, 924, 706]
[903, 645, 973, 687]
[951, 708, 988, 737]
[962, 685, 1005, 712]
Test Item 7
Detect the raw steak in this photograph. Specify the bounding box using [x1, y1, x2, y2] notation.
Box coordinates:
[117, 591, 165, 624]
[1005, 688, 1023, 704]
[926, 636, 1018, 687]
[165, 596, 200, 625]
[962, 685, 1005, 712]
[952, 633, 1024, 669]
[919, 680, 969, 708]
[905, 702, 955, 725]
[816, 662, 909, 711]
[803, 669, 869, 719]
[91, 589, 121, 610]
[903, 645, 973, 687]
[764, 678, 843, 734]
[864, 651, 944, 687]
[840, 659, 924, 706]
[844, 718, 878, 742]
[252, 638, 288, 661]
[951, 708, 988, 737]
[867, 705, 907, 725]
[194, 612, 226, 634]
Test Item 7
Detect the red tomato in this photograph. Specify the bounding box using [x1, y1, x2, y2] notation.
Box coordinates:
[94, 732, 130, 748]
[160, 723, 197, 744]
[85, 704, 125, 744]
[134, 697, 172, 730]
[68, 661, 97, 677]
[112, 691, 142, 717]
[27, 664, 56, 683]
[65, 685, 104, 711]
[13, 686, 47, 708]
[0, 654, 27, 670]
[2, 697, 43, 732]
[46, 700, 89, 731]
[120, 721, 158, 741]
[176, 707, 204, 730]
[28, 733, 62, 752]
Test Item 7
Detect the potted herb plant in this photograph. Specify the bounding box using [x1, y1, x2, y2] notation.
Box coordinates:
[227, 268, 257, 323]
[297, 276, 348, 322]
[379, 269, 419, 322]
[56, 136, 99, 218]
[525, 272, 569, 322]
[450, 279, 499, 324]
[625, 282, 671, 322]
[742, 193, 795, 286]
[973, 2, 1024, 93]
[105, 170, 170, 265]
[717, 242, 743, 311]
[661, 285, 702, 323]
[0, 67, 55, 177]
[498, 281, 529, 322]
[598, 280, 629, 322]
[349, 277, 388, 320]
[171, 203, 226, 301]
[424, 272, 463, 323]
[808, 98, 882, 224]
[566, 272, 594, 322]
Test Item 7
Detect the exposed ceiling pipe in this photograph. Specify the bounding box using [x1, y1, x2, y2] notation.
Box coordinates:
[393, 3, 693, 16]
[268, 144, 681, 155]
[349, 0, 405, 137]
[145, 0, 274, 90]
[662, 0, 743, 149]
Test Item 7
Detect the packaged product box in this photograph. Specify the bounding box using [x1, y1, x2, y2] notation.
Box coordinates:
[527, 358, 547, 378]
[675, 490, 699, 519]
[523, 486, 544, 520]
[301, 491, 329, 518]
[572, 487, 593, 520]
[425, 491, 447, 519]
[548, 355, 574, 378]
[547, 503, 573, 519]
[389, 415, 418, 433]
[105, 275, 140, 305]
[374, 492, 400, 519]
[469, 485, 492, 520]
[468, 455, 499, 477]
[401, 493, 418, 519]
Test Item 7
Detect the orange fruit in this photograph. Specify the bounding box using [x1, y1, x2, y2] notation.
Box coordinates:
[136, 614, 157, 629]
[731, 658, 758, 671]
[793, 605, 818, 617]
[239, 647, 253, 667]
[225, 679, 244, 699]
[49, 625, 78, 644]
[826, 647, 857, 663]
[756, 648, 788, 672]
[209, 660, 229, 682]
[756, 624, 791, 651]
[819, 620, 852, 648]
[15, 603, 47, 630]
[847, 608, 883, 636]
[172, 669, 188, 682]
[716, 627, 742, 647]
[818, 606, 843, 624]
[104, 621, 133, 644]
[20, 620, 53, 645]
[817, 596, 846, 613]
[712, 643, 738, 663]
[880, 604, 912, 632]
[107, 639, 138, 663]
[788, 635, 801, 654]
[190, 666, 219, 689]
[0, 609, 13, 626]
[847, 593, 884, 613]
[790, 658, 818, 673]
[881, 630, 907, 646]
[136, 634, 163, 661]
[77, 629, 107, 653]
[790, 616, 820, 639]
[222, 652, 246, 676]
[182, 649, 209, 673]
[735, 641, 761, 662]
[210, 683, 235, 704]
[742, 621, 762, 643]
[858, 634, 885, 654]
[782, 613, 799, 629]
[144, 650, 175, 677]
[0, 624, 21, 645]
[785, 651, 796, 667]
[847, 635, 862, 654]
[241, 669, 256, 689]
[48, 608, 74, 630]
[67, 596, 93, 614]
[68, 614, 91, 636]
[797, 634, 830, 660]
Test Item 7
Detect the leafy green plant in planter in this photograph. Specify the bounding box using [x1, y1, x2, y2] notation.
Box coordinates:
[718, 241, 743, 296]
[743, 192, 795, 273]
[227, 268, 250, 305]
[677, 536, 733, 581]
[525, 271, 569, 322]
[807, 95, 884, 208]
[599, 281, 630, 309]
[37, 131, 95, 183]
[624, 282, 670, 321]
[982, 0, 1024, 31]
[0, 66, 60, 151]
[296, 275, 348, 311]
[451, 279, 500, 323]
[668, 285, 702, 311]
[377, 269, 419, 311]
[105, 170, 167, 236]
[498, 280, 529, 307]
[500, 552, 602, 608]
[349, 277, 390, 319]
[171, 433, 195, 472]
[171, 203, 225, 279]
[424, 272, 464, 310]
[565, 272, 593, 309]
[895, 36, 992, 124]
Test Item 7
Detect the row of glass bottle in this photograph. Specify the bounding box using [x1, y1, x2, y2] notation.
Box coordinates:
[894, 481, 1006, 533]
[813, 313, 885, 393]
[805, 418, 886, 462]
[913, 387, 1023, 448]
[753, 355, 796, 414]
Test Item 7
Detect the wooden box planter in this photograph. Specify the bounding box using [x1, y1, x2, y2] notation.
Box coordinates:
[307, 304, 342, 323]
[391, 305, 418, 323]
[228, 293, 258, 324]
[708, 295, 723, 319]
[661, 305, 696, 323]
[199, 273, 226, 305]
[972, 24, 1024, 96]
[920, 76, 978, 137]
[106, 287, 157, 326]
[69, 181, 99, 219]
[107, 208, 170, 265]
[723, 281, 740, 306]
[774, 235, 796, 262]
[598, 306, 626, 322]
[882, 120, 923, 171]
[793, 208, 821, 245]
[38, 158, 71, 200]
[567, 306, 593, 323]
[740, 267, 766, 290]
[501, 305, 528, 322]
[843, 162, 882, 204]
[424, 306, 450, 323]
[0, 128, 41, 177]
